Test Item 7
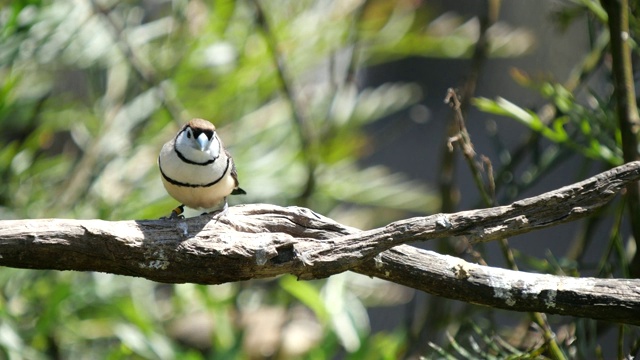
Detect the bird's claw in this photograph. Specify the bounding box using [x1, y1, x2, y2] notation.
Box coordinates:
[169, 211, 185, 220]
[160, 205, 185, 220]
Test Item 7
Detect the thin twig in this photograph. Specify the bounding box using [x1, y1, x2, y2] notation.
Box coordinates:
[446, 88, 565, 359]
[426, 4, 501, 356]
[445, 89, 493, 206]
[602, 0, 640, 276]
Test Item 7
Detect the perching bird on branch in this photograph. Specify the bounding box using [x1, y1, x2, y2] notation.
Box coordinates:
[158, 118, 245, 219]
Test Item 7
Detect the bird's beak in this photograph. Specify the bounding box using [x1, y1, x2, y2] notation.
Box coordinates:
[196, 133, 209, 151]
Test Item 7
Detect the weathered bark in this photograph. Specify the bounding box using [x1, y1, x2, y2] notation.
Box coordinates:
[358, 247, 640, 325]
[0, 162, 639, 324]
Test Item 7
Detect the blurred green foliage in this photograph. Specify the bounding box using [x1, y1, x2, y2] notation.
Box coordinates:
[0, 0, 638, 359]
[0, 0, 481, 358]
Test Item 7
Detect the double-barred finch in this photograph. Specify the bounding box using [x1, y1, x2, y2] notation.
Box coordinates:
[158, 118, 245, 218]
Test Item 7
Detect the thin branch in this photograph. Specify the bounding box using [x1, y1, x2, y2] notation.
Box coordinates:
[437, 0, 499, 214]
[602, 0, 640, 276]
[357, 244, 640, 325]
[424, 3, 501, 355]
[445, 88, 494, 206]
[446, 89, 566, 359]
[0, 162, 639, 324]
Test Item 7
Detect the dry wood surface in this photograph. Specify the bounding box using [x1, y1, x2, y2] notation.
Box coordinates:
[1, 161, 640, 324]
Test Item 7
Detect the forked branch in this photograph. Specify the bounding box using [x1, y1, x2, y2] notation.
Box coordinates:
[0, 162, 639, 324]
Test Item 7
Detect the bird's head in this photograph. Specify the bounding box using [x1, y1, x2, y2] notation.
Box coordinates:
[175, 118, 221, 159]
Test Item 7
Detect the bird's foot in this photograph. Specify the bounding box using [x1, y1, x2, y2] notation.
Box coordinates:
[161, 205, 185, 220]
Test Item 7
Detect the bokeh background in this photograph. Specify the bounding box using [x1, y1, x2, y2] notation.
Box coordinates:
[1, 0, 638, 358]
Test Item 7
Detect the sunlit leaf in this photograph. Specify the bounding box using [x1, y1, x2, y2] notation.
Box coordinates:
[280, 275, 329, 323]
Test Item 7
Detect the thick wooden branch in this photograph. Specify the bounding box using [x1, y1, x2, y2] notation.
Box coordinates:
[357, 247, 640, 325]
[0, 162, 639, 324]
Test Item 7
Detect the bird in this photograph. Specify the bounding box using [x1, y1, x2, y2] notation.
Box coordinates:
[158, 118, 245, 219]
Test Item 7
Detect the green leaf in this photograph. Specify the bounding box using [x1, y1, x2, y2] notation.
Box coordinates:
[280, 275, 329, 323]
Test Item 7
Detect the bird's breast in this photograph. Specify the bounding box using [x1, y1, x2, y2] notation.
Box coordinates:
[159, 142, 229, 186]
[159, 142, 235, 209]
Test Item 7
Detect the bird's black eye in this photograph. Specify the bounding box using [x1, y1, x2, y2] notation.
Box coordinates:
[186, 129, 192, 139]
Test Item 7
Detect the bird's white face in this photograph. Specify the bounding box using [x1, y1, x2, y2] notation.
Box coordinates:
[175, 126, 221, 160]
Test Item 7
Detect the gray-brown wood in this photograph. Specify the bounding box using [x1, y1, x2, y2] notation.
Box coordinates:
[358, 247, 640, 325]
[0, 161, 639, 324]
